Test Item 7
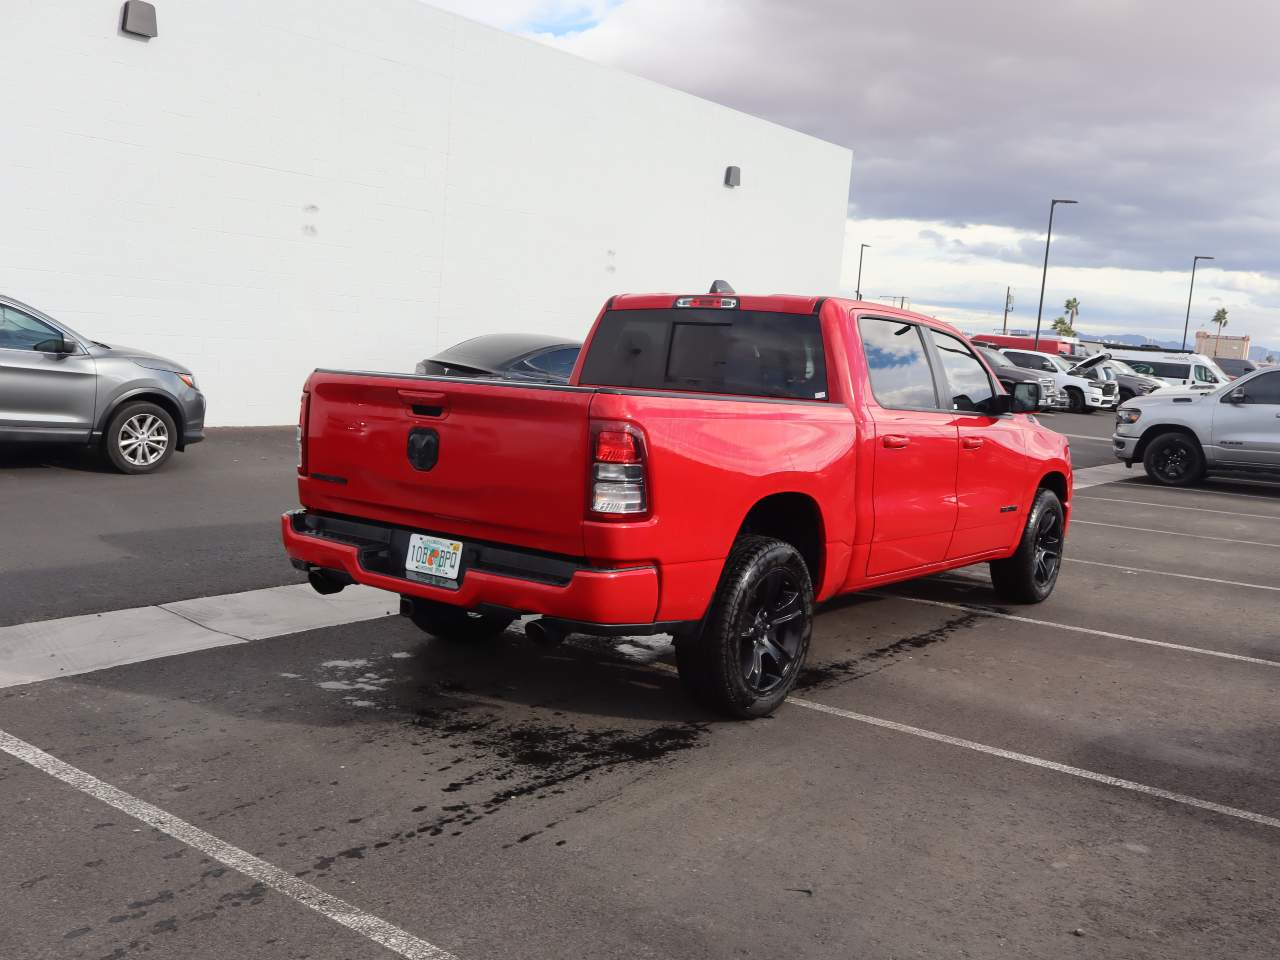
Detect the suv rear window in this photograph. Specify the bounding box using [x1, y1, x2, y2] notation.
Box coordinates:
[578, 309, 828, 400]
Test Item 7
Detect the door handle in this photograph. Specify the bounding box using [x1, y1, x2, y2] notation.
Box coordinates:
[961, 437, 985, 450]
[882, 435, 910, 449]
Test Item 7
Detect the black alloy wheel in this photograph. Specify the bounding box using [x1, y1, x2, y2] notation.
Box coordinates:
[989, 488, 1065, 604]
[1031, 506, 1063, 589]
[739, 568, 806, 695]
[1143, 433, 1206, 486]
[675, 536, 814, 718]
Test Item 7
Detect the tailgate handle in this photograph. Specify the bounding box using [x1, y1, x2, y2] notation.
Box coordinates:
[882, 435, 910, 449]
[398, 389, 447, 418]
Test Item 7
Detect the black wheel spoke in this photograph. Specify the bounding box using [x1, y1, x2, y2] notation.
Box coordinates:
[737, 563, 808, 696]
[760, 633, 792, 671]
[758, 570, 784, 610]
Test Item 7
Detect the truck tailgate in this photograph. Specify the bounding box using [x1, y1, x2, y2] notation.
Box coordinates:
[301, 372, 594, 556]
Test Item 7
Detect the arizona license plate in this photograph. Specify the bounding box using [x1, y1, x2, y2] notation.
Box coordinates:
[405, 534, 463, 580]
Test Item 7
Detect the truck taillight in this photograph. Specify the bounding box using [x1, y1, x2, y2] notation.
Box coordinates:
[590, 421, 647, 516]
[297, 391, 310, 475]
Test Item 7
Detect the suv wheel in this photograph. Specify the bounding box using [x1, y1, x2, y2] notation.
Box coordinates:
[1143, 432, 1206, 486]
[104, 402, 176, 474]
[989, 489, 1064, 604]
[1065, 387, 1086, 414]
[403, 597, 515, 641]
[675, 536, 813, 719]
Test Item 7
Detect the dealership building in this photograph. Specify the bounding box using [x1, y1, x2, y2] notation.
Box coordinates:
[3, 0, 853, 424]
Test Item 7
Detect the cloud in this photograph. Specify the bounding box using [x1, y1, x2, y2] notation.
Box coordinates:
[432, 0, 1280, 345]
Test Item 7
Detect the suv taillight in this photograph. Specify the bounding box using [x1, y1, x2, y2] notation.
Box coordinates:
[589, 421, 647, 516]
[297, 391, 310, 475]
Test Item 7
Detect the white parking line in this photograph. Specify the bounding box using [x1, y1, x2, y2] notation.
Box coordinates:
[1120, 483, 1280, 503]
[1064, 557, 1280, 592]
[787, 698, 1280, 831]
[1055, 433, 1111, 443]
[875, 593, 1280, 669]
[0, 727, 456, 960]
[1076, 495, 1280, 521]
[1073, 519, 1280, 548]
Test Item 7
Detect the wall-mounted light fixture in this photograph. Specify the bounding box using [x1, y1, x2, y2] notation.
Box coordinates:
[723, 166, 741, 188]
[121, 1, 158, 38]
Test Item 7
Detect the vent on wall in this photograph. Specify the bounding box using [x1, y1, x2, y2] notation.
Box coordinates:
[724, 165, 741, 188]
[121, 1, 158, 38]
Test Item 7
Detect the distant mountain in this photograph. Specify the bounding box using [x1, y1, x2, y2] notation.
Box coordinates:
[1086, 332, 1182, 349]
[1249, 344, 1278, 363]
[1088, 332, 1277, 361]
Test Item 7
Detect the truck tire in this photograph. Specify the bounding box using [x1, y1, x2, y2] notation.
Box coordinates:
[403, 598, 515, 641]
[103, 401, 177, 474]
[1064, 387, 1088, 414]
[989, 489, 1064, 604]
[675, 536, 813, 719]
[1142, 432, 1206, 486]
[1118, 389, 1135, 404]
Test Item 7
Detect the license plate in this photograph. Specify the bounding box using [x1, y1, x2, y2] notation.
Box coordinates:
[405, 534, 463, 581]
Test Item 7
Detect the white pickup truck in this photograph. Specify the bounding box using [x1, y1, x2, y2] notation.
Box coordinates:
[998, 348, 1117, 413]
[1113, 367, 1280, 485]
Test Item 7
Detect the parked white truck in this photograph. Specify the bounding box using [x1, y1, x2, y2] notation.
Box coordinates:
[1113, 366, 1280, 485]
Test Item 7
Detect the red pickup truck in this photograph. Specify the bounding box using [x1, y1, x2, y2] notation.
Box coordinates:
[283, 292, 1071, 718]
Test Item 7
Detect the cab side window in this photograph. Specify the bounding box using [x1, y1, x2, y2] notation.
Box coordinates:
[928, 330, 997, 414]
[857, 317, 938, 410]
[1193, 365, 1218, 384]
[0, 305, 60, 351]
[1238, 372, 1280, 404]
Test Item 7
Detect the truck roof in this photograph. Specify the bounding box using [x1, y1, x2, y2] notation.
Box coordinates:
[607, 293, 968, 339]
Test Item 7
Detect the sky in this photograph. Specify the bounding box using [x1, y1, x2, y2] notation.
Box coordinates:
[432, 0, 1280, 351]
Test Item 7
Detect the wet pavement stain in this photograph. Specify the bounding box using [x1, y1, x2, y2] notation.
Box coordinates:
[796, 612, 982, 690]
[298, 706, 705, 876]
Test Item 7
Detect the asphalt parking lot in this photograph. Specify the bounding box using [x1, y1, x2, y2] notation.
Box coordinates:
[3, 412, 1279, 960]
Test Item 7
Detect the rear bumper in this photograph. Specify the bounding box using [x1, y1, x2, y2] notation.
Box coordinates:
[281, 510, 660, 625]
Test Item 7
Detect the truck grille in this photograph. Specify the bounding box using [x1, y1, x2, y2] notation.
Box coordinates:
[1101, 383, 1117, 397]
[1038, 377, 1056, 396]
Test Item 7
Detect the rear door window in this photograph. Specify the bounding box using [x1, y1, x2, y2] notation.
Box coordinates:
[857, 317, 938, 410]
[928, 329, 997, 414]
[578, 309, 827, 400]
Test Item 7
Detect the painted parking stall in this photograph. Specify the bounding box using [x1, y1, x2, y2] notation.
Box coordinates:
[4, 414, 1280, 959]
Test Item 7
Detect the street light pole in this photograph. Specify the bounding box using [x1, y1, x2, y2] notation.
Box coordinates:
[1002, 286, 1013, 334]
[1033, 198, 1077, 350]
[1181, 255, 1215, 351]
[856, 244, 869, 301]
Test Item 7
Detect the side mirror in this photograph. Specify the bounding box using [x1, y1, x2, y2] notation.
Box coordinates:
[1226, 388, 1247, 404]
[1011, 381, 1041, 412]
[34, 336, 76, 354]
[991, 382, 1040, 414]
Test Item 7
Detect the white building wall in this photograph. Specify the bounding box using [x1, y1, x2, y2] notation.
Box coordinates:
[1, 0, 852, 424]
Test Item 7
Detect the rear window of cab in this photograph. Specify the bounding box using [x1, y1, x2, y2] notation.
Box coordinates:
[578, 309, 828, 401]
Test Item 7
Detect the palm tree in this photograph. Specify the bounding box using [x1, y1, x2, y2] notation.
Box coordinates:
[1064, 297, 1080, 329]
[1210, 307, 1228, 356]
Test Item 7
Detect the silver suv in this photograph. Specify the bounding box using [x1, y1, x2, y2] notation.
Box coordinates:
[0, 294, 205, 473]
[1113, 367, 1280, 485]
